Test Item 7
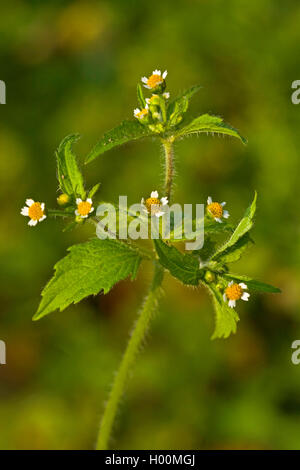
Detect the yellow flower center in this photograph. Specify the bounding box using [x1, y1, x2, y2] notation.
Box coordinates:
[77, 201, 92, 216]
[207, 202, 223, 218]
[136, 108, 148, 119]
[145, 197, 161, 214]
[147, 74, 163, 88]
[225, 283, 243, 301]
[28, 202, 44, 221]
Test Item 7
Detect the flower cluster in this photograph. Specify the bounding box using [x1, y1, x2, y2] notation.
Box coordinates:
[21, 196, 95, 227]
[133, 69, 169, 133]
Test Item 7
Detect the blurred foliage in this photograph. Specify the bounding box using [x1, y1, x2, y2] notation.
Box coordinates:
[0, 0, 300, 449]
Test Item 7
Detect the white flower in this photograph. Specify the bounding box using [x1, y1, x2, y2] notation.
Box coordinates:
[206, 196, 230, 223]
[223, 281, 250, 308]
[134, 104, 149, 120]
[141, 190, 168, 217]
[75, 198, 94, 218]
[21, 199, 46, 226]
[163, 92, 170, 99]
[141, 70, 168, 89]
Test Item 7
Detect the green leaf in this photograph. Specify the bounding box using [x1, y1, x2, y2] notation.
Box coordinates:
[222, 273, 281, 293]
[167, 85, 201, 117]
[208, 284, 239, 339]
[167, 85, 201, 127]
[174, 113, 247, 144]
[33, 239, 143, 320]
[154, 239, 202, 285]
[168, 97, 188, 126]
[56, 134, 86, 199]
[212, 193, 257, 260]
[169, 217, 232, 242]
[88, 183, 101, 199]
[137, 84, 146, 108]
[85, 120, 153, 163]
[212, 233, 254, 265]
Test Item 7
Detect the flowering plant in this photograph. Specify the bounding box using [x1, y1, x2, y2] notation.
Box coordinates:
[21, 69, 280, 449]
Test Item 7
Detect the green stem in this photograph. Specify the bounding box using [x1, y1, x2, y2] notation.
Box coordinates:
[47, 208, 71, 218]
[96, 262, 164, 450]
[162, 138, 175, 202]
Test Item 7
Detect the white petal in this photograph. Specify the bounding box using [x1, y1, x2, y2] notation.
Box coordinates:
[162, 70, 168, 79]
[239, 283, 248, 289]
[151, 190, 159, 198]
[143, 84, 150, 89]
[87, 198, 92, 204]
[21, 207, 29, 216]
[26, 198, 34, 207]
[82, 214, 88, 218]
[160, 197, 168, 205]
[155, 211, 165, 218]
[76, 198, 82, 204]
[215, 217, 222, 223]
[153, 69, 161, 76]
[40, 215, 47, 222]
[163, 92, 170, 99]
[41, 203, 45, 211]
[228, 300, 236, 308]
[134, 108, 140, 116]
[141, 77, 148, 84]
[28, 219, 38, 226]
[207, 196, 212, 204]
[223, 293, 227, 302]
[228, 281, 234, 286]
[141, 198, 145, 204]
[241, 292, 250, 301]
[221, 201, 226, 206]
[145, 104, 149, 109]
[89, 207, 94, 213]
[223, 210, 230, 218]
[145, 98, 150, 104]
[75, 209, 79, 215]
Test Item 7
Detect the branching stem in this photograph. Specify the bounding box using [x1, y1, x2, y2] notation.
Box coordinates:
[96, 138, 176, 450]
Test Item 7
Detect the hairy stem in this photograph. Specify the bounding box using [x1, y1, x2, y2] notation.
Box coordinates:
[96, 262, 164, 450]
[162, 138, 175, 202]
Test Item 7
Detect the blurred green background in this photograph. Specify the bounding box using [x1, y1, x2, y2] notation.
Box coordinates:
[0, 0, 300, 450]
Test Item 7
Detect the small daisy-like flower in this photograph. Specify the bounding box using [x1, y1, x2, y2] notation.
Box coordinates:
[141, 70, 168, 90]
[223, 281, 250, 308]
[75, 198, 94, 219]
[207, 196, 230, 223]
[134, 104, 149, 120]
[163, 92, 170, 99]
[141, 190, 168, 217]
[21, 199, 46, 226]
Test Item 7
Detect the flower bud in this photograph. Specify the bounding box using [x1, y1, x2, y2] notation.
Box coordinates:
[57, 193, 70, 206]
[204, 271, 215, 283]
[75, 215, 84, 224]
